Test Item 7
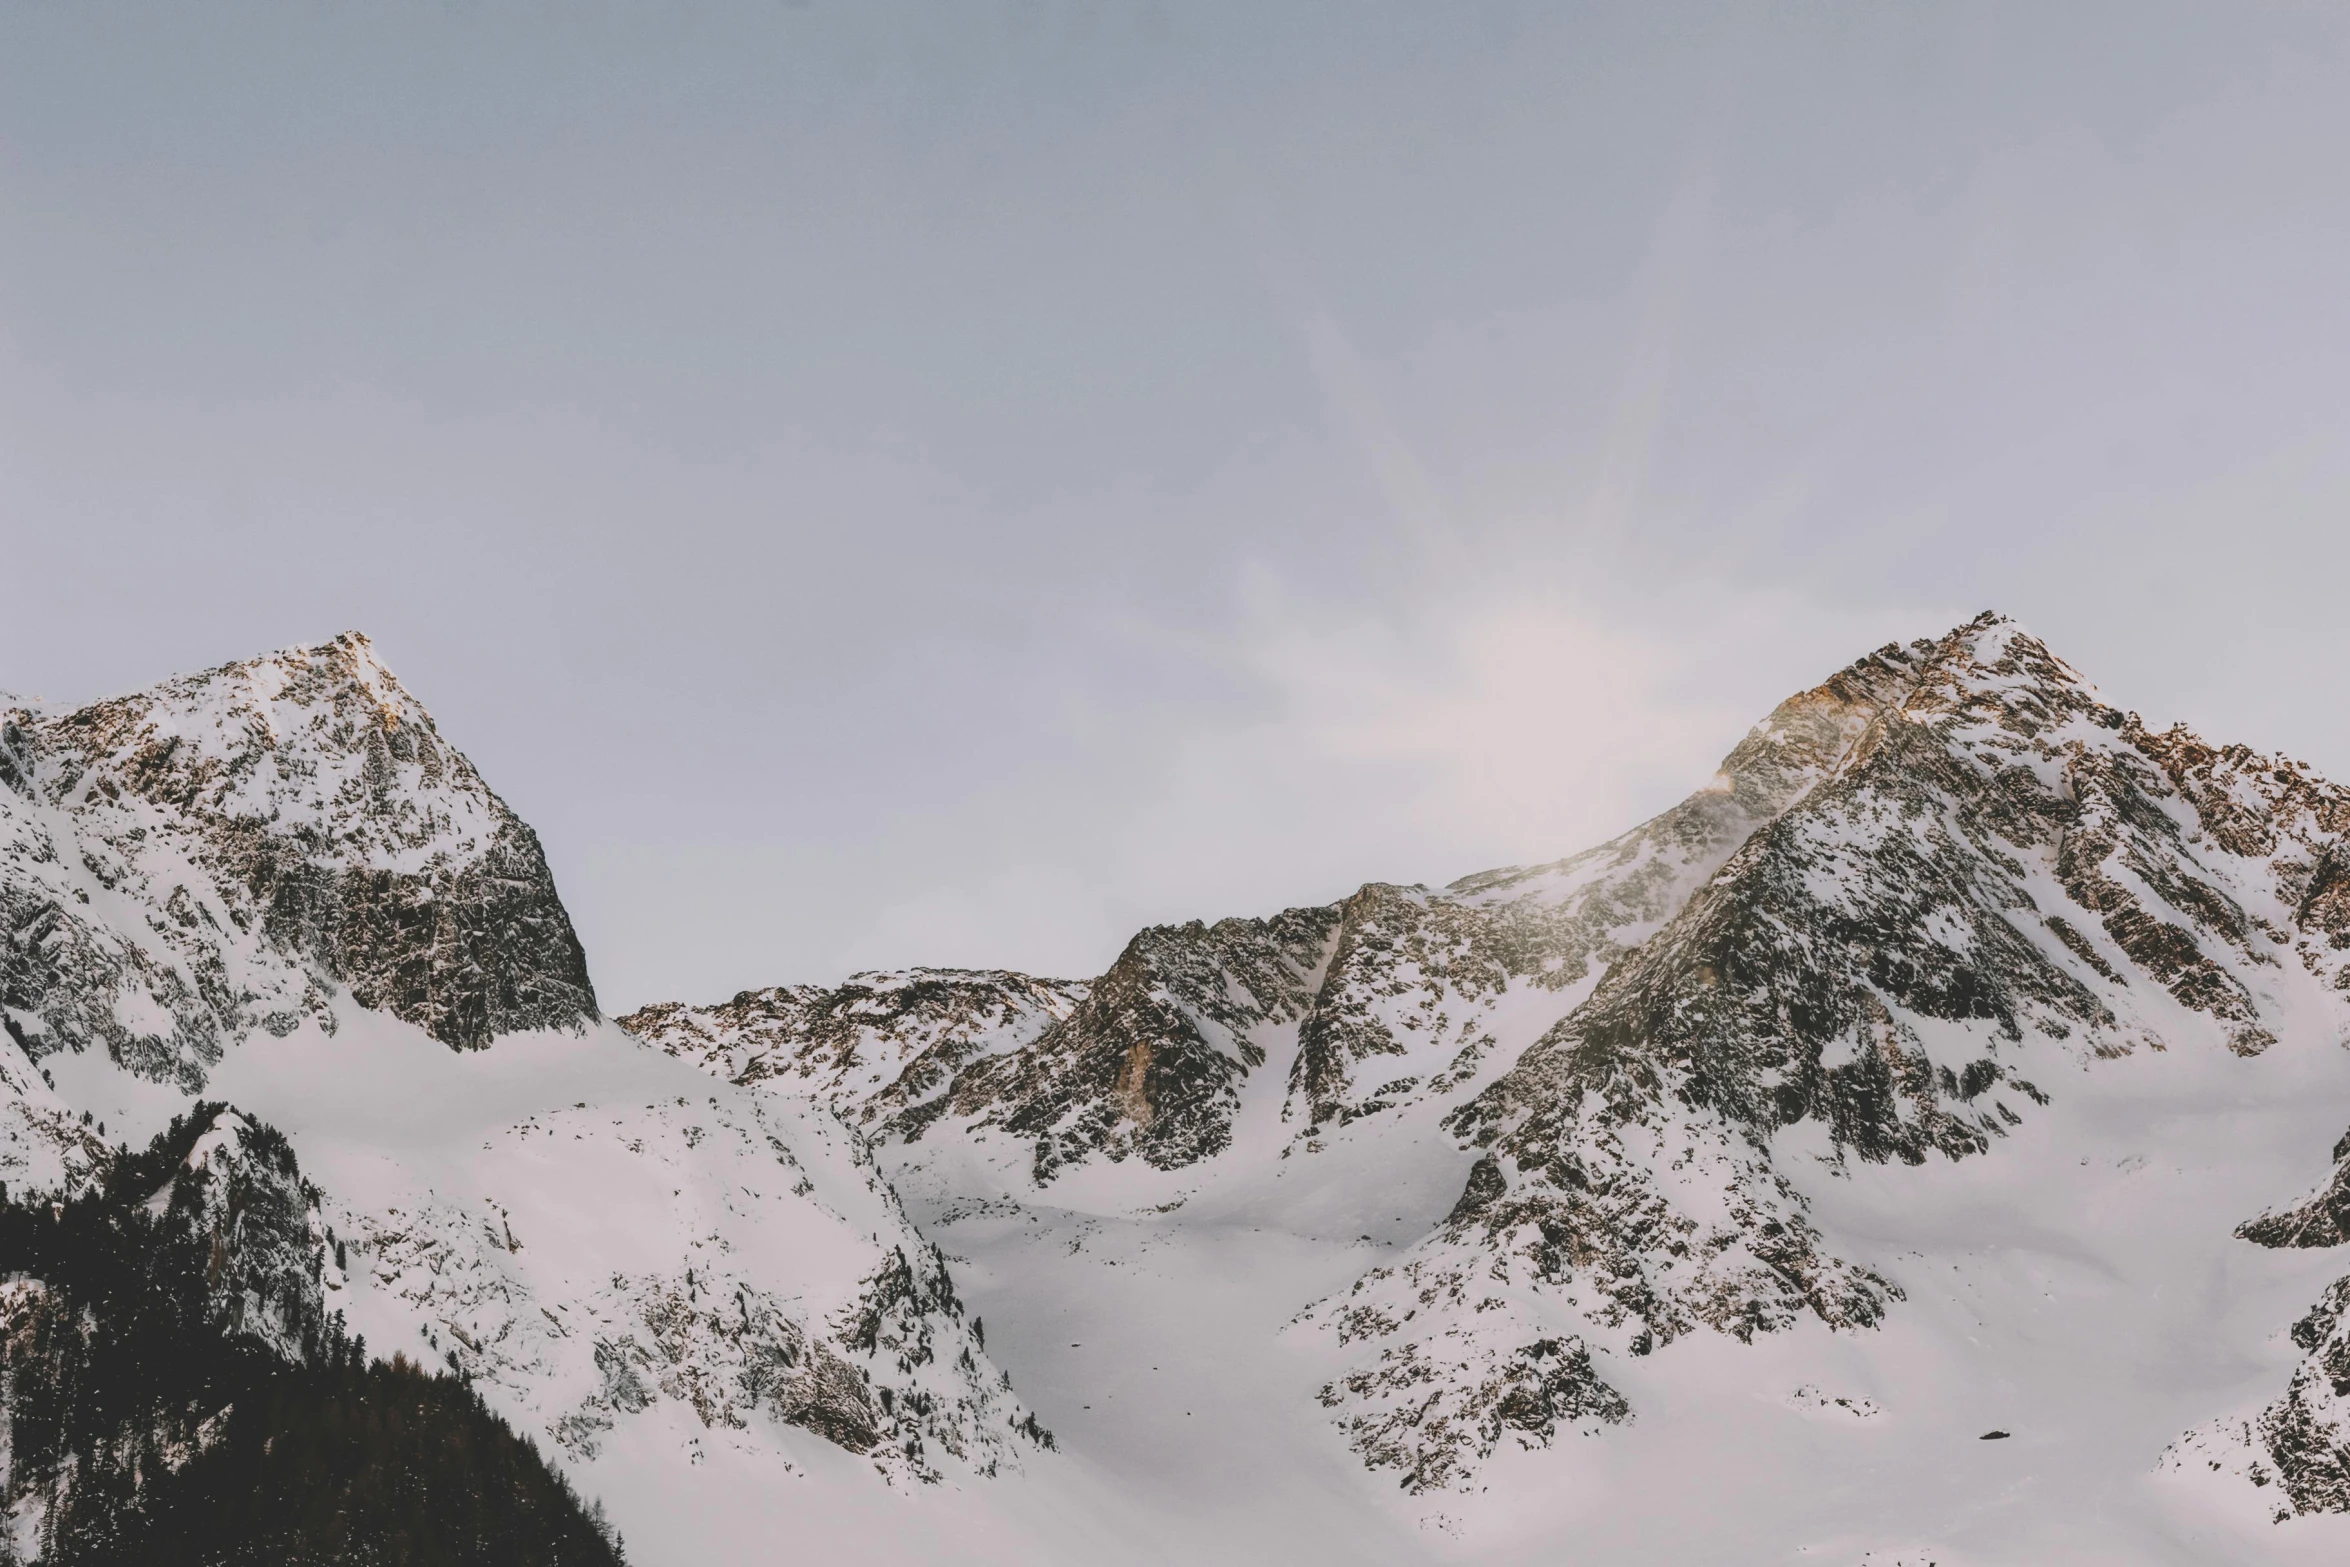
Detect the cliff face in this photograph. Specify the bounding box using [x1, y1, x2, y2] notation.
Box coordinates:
[0, 637, 1053, 1567]
[0, 633, 597, 1085]
[1309, 616, 2350, 1494]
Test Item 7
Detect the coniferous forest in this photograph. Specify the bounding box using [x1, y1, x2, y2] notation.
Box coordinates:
[0, 1106, 625, 1566]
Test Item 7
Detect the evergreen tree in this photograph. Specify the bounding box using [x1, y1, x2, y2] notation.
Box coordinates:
[0, 1108, 624, 1566]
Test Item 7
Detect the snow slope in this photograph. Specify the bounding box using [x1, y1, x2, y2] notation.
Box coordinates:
[654, 614, 2350, 1563]
[0, 631, 594, 1079]
[15, 618, 2350, 1564]
[0, 638, 1056, 1565]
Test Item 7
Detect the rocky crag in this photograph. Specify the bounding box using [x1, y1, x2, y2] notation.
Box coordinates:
[651, 612, 2350, 1523]
[0, 632, 597, 1087]
[622, 969, 1086, 1137]
[0, 637, 1052, 1564]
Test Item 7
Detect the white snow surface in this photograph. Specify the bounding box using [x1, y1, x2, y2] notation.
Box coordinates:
[12, 617, 2350, 1562]
[630, 614, 2350, 1563]
[51, 1004, 1070, 1562]
[839, 993, 2350, 1564]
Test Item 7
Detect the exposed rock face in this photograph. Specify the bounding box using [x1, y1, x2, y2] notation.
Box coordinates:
[621, 969, 1087, 1131]
[0, 635, 1049, 1535]
[2266, 1276, 2350, 1513]
[1308, 614, 2350, 1492]
[0, 633, 597, 1084]
[916, 911, 1341, 1181]
[2241, 1126, 2350, 1250]
[2208, 1126, 2350, 1515]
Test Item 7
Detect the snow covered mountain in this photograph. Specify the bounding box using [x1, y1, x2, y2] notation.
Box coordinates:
[0, 632, 595, 1076]
[1308, 614, 2350, 1499]
[642, 613, 2350, 1563]
[14, 616, 2350, 1563]
[0, 637, 1052, 1564]
[623, 969, 1087, 1137]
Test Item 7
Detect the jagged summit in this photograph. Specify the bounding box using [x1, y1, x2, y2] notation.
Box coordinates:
[0, 634, 1056, 1567]
[1, 632, 597, 1079]
[646, 611, 2350, 1551]
[622, 967, 1087, 1130]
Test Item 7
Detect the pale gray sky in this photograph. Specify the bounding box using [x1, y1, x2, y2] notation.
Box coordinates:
[5, 2, 2349, 1008]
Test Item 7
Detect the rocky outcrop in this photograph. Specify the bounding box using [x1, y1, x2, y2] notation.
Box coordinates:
[621, 969, 1086, 1130]
[907, 910, 1340, 1181]
[1308, 614, 2350, 1491]
[2210, 1126, 2350, 1516]
[2264, 1277, 2350, 1514]
[0, 633, 597, 1086]
[130, 1103, 340, 1363]
[2241, 1127, 2350, 1251]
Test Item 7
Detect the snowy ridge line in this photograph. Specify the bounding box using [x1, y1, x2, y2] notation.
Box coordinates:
[1, 630, 596, 1085]
[17, 614, 2350, 1561]
[0, 635, 1059, 1567]
[651, 611, 2350, 1548]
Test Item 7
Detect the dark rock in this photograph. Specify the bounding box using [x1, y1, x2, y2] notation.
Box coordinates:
[0, 633, 598, 1080]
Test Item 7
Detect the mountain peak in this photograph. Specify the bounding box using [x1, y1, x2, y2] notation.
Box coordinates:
[1, 637, 597, 1079]
[130, 628, 432, 749]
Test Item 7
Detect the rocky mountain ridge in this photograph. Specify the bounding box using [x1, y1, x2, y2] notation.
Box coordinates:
[0, 631, 597, 1089]
[12, 617, 2350, 1562]
[622, 968, 1087, 1137]
[0, 637, 1053, 1566]
[645, 612, 2350, 1540]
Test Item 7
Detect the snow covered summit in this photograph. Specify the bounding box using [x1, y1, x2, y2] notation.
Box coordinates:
[650, 612, 2350, 1562]
[0, 630, 596, 1089]
[0, 635, 1054, 1564]
[15, 617, 2350, 1563]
